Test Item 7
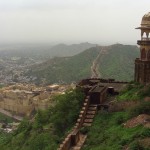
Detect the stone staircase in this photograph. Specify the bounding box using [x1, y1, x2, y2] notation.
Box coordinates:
[58, 78, 124, 150]
[58, 96, 98, 150]
[83, 105, 97, 127]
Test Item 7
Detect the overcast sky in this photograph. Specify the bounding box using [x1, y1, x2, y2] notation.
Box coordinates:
[0, 0, 150, 45]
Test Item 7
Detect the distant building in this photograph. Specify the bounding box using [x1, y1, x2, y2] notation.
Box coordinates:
[135, 12, 150, 84]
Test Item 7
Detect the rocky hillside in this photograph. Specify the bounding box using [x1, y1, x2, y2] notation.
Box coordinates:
[26, 44, 139, 84]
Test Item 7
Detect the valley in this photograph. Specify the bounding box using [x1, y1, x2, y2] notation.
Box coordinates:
[1, 1, 150, 150]
[1, 42, 148, 150]
[0, 43, 139, 121]
[0, 42, 95, 85]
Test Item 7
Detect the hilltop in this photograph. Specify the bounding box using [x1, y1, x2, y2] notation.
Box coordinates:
[0, 42, 95, 60]
[26, 44, 139, 84]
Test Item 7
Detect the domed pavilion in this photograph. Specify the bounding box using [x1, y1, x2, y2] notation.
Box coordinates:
[135, 12, 150, 84]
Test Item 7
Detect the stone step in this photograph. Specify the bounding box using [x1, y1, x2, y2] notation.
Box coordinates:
[88, 106, 97, 111]
[89, 104, 98, 107]
[83, 123, 92, 127]
[87, 110, 96, 115]
[70, 134, 87, 150]
[83, 102, 88, 107]
[71, 146, 81, 150]
[86, 114, 95, 119]
[85, 99, 88, 102]
[84, 119, 93, 123]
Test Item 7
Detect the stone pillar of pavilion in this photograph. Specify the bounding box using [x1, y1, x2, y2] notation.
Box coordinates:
[135, 12, 150, 84]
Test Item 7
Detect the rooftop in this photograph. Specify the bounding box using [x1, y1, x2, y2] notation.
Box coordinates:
[141, 12, 150, 27]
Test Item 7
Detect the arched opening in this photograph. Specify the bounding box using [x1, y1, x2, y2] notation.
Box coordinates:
[141, 32, 148, 40]
[147, 50, 150, 60]
[146, 32, 149, 38]
[143, 32, 147, 38]
[141, 48, 146, 59]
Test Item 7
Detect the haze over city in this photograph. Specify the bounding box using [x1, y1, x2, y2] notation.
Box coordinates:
[0, 0, 150, 45]
[1, 1, 150, 150]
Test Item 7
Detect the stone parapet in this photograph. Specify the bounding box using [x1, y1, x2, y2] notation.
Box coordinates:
[137, 40, 150, 45]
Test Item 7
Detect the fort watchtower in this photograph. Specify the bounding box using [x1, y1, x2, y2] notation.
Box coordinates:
[135, 12, 150, 84]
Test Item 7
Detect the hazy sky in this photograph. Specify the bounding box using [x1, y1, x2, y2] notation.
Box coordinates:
[0, 0, 150, 45]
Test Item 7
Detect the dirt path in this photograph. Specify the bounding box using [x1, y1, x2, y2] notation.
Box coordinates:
[91, 47, 108, 78]
[0, 108, 23, 121]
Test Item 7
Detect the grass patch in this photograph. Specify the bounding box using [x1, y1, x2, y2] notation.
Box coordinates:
[83, 83, 150, 150]
[117, 83, 150, 101]
[0, 113, 14, 123]
[129, 101, 150, 117]
[83, 111, 150, 150]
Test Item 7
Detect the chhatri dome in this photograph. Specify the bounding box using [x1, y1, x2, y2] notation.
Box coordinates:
[136, 12, 150, 37]
[141, 12, 150, 27]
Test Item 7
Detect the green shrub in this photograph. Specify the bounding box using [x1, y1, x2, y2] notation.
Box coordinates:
[14, 119, 31, 135]
[129, 141, 144, 150]
[0, 113, 14, 123]
[117, 83, 144, 101]
[129, 102, 150, 117]
[33, 109, 50, 130]
[140, 128, 150, 137]
[115, 115, 126, 125]
[1, 88, 84, 150]
[138, 85, 150, 98]
[80, 127, 89, 135]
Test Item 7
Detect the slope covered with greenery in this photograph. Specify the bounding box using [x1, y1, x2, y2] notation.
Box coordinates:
[0, 113, 14, 123]
[0, 88, 84, 150]
[117, 82, 150, 101]
[27, 47, 99, 84]
[1, 84, 150, 150]
[26, 44, 139, 84]
[0, 113, 14, 147]
[83, 83, 150, 150]
[83, 110, 150, 150]
[99, 44, 139, 81]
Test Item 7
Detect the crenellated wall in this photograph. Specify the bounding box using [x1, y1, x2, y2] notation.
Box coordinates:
[58, 96, 92, 150]
[58, 78, 127, 150]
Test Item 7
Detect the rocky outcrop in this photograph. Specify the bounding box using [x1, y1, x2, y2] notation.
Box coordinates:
[123, 114, 150, 128]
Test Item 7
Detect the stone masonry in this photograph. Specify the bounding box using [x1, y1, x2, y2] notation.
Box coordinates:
[135, 12, 150, 84]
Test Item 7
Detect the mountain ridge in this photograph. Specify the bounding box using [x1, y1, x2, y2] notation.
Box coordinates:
[26, 44, 139, 84]
[0, 42, 96, 60]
